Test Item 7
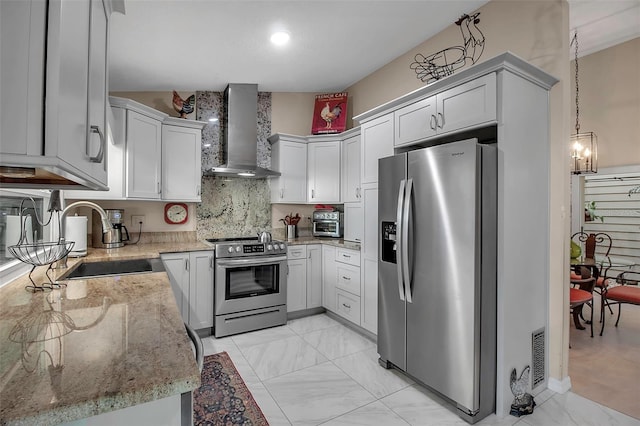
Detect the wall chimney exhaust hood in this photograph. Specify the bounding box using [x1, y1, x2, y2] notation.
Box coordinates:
[204, 84, 280, 178]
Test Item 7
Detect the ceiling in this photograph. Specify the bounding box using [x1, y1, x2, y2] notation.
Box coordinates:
[109, 0, 640, 93]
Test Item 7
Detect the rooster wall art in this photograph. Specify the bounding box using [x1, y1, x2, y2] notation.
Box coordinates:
[410, 12, 485, 84]
[172, 91, 195, 119]
[311, 92, 348, 135]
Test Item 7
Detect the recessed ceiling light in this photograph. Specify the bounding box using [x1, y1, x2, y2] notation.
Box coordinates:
[270, 31, 290, 46]
[208, 117, 218, 122]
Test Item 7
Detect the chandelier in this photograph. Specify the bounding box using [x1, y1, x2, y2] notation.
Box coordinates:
[570, 30, 597, 175]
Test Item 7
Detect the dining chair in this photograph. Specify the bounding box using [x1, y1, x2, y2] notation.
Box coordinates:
[569, 267, 595, 338]
[600, 266, 640, 335]
[571, 231, 614, 317]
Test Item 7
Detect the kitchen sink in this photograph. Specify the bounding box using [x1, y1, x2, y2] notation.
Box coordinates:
[60, 257, 165, 280]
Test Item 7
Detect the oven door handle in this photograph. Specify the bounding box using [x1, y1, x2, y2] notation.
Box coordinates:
[216, 255, 288, 267]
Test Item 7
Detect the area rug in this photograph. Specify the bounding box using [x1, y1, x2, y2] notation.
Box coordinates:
[193, 351, 269, 425]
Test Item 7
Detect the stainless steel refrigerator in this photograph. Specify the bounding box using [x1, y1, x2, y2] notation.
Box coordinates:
[378, 138, 497, 423]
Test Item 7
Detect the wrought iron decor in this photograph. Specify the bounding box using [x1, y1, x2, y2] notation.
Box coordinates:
[410, 12, 485, 84]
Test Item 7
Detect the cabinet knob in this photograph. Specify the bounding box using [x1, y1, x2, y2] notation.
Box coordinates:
[342, 276, 350, 281]
[342, 303, 351, 309]
[430, 115, 437, 130]
[437, 112, 445, 129]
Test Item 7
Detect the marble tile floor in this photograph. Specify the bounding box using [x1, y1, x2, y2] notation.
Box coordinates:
[201, 314, 640, 426]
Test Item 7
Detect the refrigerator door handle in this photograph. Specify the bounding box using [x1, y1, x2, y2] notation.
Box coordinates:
[396, 179, 406, 301]
[402, 178, 413, 303]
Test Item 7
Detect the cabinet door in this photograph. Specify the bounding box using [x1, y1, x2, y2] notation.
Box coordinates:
[341, 134, 361, 202]
[126, 110, 162, 199]
[307, 244, 323, 309]
[437, 73, 496, 135]
[394, 96, 437, 147]
[322, 245, 337, 312]
[189, 251, 214, 329]
[344, 202, 363, 243]
[272, 140, 307, 203]
[308, 141, 341, 203]
[162, 124, 202, 201]
[161, 253, 190, 323]
[86, 0, 108, 182]
[0, 0, 46, 156]
[287, 259, 307, 312]
[45, 0, 91, 174]
[361, 257, 378, 334]
[361, 114, 394, 184]
[361, 183, 379, 334]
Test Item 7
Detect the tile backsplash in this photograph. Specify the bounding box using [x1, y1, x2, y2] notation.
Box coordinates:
[195, 91, 274, 239]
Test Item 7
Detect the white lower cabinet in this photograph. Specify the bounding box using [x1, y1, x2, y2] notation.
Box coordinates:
[326, 247, 361, 325]
[307, 245, 323, 308]
[322, 245, 337, 312]
[287, 244, 322, 313]
[336, 290, 361, 325]
[161, 250, 214, 330]
[287, 245, 307, 313]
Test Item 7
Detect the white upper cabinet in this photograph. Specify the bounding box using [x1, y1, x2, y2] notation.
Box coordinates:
[360, 114, 394, 185]
[162, 118, 203, 202]
[126, 109, 163, 199]
[72, 98, 205, 201]
[341, 131, 361, 203]
[394, 73, 497, 147]
[307, 137, 341, 203]
[0, 0, 115, 190]
[269, 134, 308, 203]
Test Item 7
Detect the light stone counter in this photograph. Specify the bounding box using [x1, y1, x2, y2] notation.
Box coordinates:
[0, 241, 210, 425]
[284, 236, 361, 251]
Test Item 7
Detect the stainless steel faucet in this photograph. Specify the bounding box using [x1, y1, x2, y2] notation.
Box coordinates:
[56, 201, 114, 267]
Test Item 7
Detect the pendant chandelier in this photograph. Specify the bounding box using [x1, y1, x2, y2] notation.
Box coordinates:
[570, 30, 597, 175]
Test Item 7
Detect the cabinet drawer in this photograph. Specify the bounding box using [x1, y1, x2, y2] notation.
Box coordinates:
[336, 290, 361, 325]
[336, 264, 361, 296]
[336, 248, 360, 266]
[287, 245, 307, 259]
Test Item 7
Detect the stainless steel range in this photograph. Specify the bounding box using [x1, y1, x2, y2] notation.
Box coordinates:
[208, 237, 288, 337]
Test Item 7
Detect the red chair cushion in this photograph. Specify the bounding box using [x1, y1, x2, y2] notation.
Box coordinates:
[570, 272, 582, 281]
[570, 288, 592, 306]
[595, 276, 607, 288]
[606, 286, 640, 305]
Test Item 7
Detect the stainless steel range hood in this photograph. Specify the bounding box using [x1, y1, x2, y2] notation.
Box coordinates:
[204, 84, 280, 178]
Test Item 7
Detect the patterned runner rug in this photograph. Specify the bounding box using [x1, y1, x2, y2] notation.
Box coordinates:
[193, 351, 269, 425]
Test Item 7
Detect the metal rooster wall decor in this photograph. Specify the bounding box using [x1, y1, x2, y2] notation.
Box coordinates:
[410, 12, 485, 84]
[172, 91, 195, 119]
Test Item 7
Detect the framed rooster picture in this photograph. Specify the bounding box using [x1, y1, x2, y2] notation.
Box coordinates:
[311, 92, 348, 135]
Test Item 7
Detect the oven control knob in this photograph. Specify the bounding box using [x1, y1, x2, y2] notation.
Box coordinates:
[235, 246, 241, 253]
[227, 247, 234, 254]
[279, 243, 285, 250]
[267, 244, 273, 251]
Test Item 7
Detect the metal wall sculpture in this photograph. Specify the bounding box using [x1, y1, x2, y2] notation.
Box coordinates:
[410, 12, 485, 84]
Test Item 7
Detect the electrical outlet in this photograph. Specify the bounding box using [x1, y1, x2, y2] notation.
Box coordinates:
[131, 215, 145, 227]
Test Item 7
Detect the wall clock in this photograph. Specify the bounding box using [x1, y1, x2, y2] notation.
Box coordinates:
[164, 203, 188, 224]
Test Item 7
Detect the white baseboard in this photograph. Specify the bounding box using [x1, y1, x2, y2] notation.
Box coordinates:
[548, 376, 572, 394]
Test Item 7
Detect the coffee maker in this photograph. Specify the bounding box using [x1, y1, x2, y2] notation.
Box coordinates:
[92, 209, 130, 248]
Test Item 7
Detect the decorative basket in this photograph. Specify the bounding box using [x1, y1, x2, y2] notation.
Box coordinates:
[8, 241, 75, 267]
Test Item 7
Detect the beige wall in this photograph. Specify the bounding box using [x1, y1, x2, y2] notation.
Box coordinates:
[570, 37, 640, 168]
[271, 92, 316, 135]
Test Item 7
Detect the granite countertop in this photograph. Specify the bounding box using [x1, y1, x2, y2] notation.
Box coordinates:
[284, 236, 361, 251]
[0, 241, 210, 425]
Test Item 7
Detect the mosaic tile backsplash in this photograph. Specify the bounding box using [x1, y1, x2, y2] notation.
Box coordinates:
[195, 91, 273, 239]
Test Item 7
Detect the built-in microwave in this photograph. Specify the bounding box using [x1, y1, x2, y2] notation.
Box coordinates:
[312, 210, 343, 238]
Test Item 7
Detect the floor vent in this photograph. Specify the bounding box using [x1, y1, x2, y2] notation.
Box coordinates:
[531, 327, 545, 388]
